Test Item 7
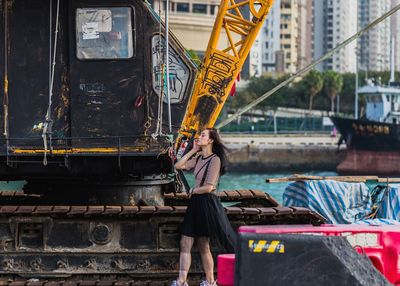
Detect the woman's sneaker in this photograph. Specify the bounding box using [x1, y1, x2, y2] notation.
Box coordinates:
[199, 281, 217, 286]
[170, 280, 188, 286]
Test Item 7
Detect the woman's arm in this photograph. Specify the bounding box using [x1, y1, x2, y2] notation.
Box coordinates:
[191, 184, 214, 194]
[174, 140, 200, 170]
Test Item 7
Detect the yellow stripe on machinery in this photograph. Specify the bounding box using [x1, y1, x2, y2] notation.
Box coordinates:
[248, 239, 285, 253]
[178, 0, 274, 141]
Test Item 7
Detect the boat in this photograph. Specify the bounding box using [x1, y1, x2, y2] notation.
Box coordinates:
[331, 81, 400, 175]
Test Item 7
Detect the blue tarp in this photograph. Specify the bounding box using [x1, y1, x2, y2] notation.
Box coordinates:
[375, 183, 400, 221]
[283, 180, 400, 225]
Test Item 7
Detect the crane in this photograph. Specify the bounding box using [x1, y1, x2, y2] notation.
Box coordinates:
[178, 0, 274, 140]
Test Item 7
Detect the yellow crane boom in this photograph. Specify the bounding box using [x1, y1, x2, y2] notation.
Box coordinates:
[178, 0, 274, 139]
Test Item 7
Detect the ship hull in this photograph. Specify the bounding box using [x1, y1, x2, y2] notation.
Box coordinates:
[331, 116, 400, 175]
[330, 116, 400, 151]
[337, 149, 400, 175]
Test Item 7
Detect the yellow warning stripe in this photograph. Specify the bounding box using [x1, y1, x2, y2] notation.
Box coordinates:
[266, 240, 280, 253]
[248, 239, 285, 253]
[254, 240, 267, 253]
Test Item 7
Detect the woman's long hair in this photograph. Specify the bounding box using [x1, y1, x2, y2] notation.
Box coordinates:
[206, 128, 229, 175]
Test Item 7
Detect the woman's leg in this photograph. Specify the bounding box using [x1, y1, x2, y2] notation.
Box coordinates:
[197, 237, 214, 283]
[178, 235, 195, 284]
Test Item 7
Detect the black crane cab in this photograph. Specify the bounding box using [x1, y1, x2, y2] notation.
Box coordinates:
[0, 0, 196, 182]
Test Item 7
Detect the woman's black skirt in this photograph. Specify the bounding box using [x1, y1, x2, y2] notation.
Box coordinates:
[181, 193, 237, 252]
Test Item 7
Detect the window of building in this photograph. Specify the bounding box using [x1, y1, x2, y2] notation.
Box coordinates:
[210, 4, 217, 15]
[177, 3, 189, 12]
[192, 4, 207, 14]
[76, 7, 134, 59]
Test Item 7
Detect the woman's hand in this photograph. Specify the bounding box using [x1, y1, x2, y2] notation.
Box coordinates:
[192, 139, 201, 152]
[174, 139, 200, 170]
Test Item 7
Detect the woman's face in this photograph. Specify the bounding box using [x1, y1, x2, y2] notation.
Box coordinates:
[198, 129, 213, 146]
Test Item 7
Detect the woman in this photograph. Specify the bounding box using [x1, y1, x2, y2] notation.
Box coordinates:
[171, 128, 236, 286]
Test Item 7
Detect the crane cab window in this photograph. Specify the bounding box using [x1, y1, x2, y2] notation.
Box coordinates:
[76, 7, 134, 59]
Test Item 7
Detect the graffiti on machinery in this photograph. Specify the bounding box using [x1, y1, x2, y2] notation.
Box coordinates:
[200, 50, 238, 102]
[151, 35, 190, 104]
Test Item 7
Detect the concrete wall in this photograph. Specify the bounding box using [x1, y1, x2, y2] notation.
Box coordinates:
[227, 146, 347, 172]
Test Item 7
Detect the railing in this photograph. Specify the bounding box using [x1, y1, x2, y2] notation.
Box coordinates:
[0, 135, 172, 156]
[220, 116, 334, 134]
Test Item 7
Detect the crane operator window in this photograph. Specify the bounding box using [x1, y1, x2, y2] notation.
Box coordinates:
[76, 7, 134, 59]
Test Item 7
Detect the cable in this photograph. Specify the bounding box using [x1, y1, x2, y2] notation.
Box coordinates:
[216, 3, 400, 129]
[42, 0, 60, 165]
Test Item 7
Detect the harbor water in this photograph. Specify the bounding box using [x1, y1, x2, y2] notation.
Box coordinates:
[1, 171, 338, 205]
[185, 171, 338, 204]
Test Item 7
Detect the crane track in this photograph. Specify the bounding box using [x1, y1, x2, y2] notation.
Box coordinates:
[0, 189, 278, 206]
[0, 278, 185, 286]
[0, 205, 324, 224]
[0, 190, 324, 282]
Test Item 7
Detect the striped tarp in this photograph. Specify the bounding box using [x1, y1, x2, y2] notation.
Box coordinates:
[283, 180, 373, 224]
[283, 180, 400, 225]
[375, 183, 400, 221]
[355, 218, 400, 225]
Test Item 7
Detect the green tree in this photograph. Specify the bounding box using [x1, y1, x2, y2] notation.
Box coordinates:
[302, 70, 324, 110]
[186, 49, 201, 66]
[323, 71, 343, 112]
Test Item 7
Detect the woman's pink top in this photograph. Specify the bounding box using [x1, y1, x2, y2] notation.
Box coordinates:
[186, 153, 221, 189]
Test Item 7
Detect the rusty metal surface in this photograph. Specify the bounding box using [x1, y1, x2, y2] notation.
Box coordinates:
[0, 187, 324, 280]
[3, 0, 196, 146]
[164, 189, 279, 207]
[0, 205, 323, 220]
[0, 0, 197, 181]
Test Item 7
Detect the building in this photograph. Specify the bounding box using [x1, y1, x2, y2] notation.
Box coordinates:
[247, 35, 263, 78]
[260, 0, 281, 73]
[153, 0, 232, 57]
[391, 0, 400, 71]
[358, 0, 391, 72]
[297, 0, 313, 70]
[280, 0, 299, 73]
[313, 0, 358, 73]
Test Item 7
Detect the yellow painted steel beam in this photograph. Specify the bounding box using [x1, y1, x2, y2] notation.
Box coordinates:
[178, 0, 274, 140]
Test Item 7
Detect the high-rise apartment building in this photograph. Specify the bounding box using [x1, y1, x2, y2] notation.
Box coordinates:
[246, 34, 263, 78]
[358, 0, 391, 71]
[391, 0, 400, 71]
[260, 0, 311, 74]
[297, 0, 313, 70]
[280, 0, 299, 73]
[313, 0, 358, 73]
[260, 0, 281, 73]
